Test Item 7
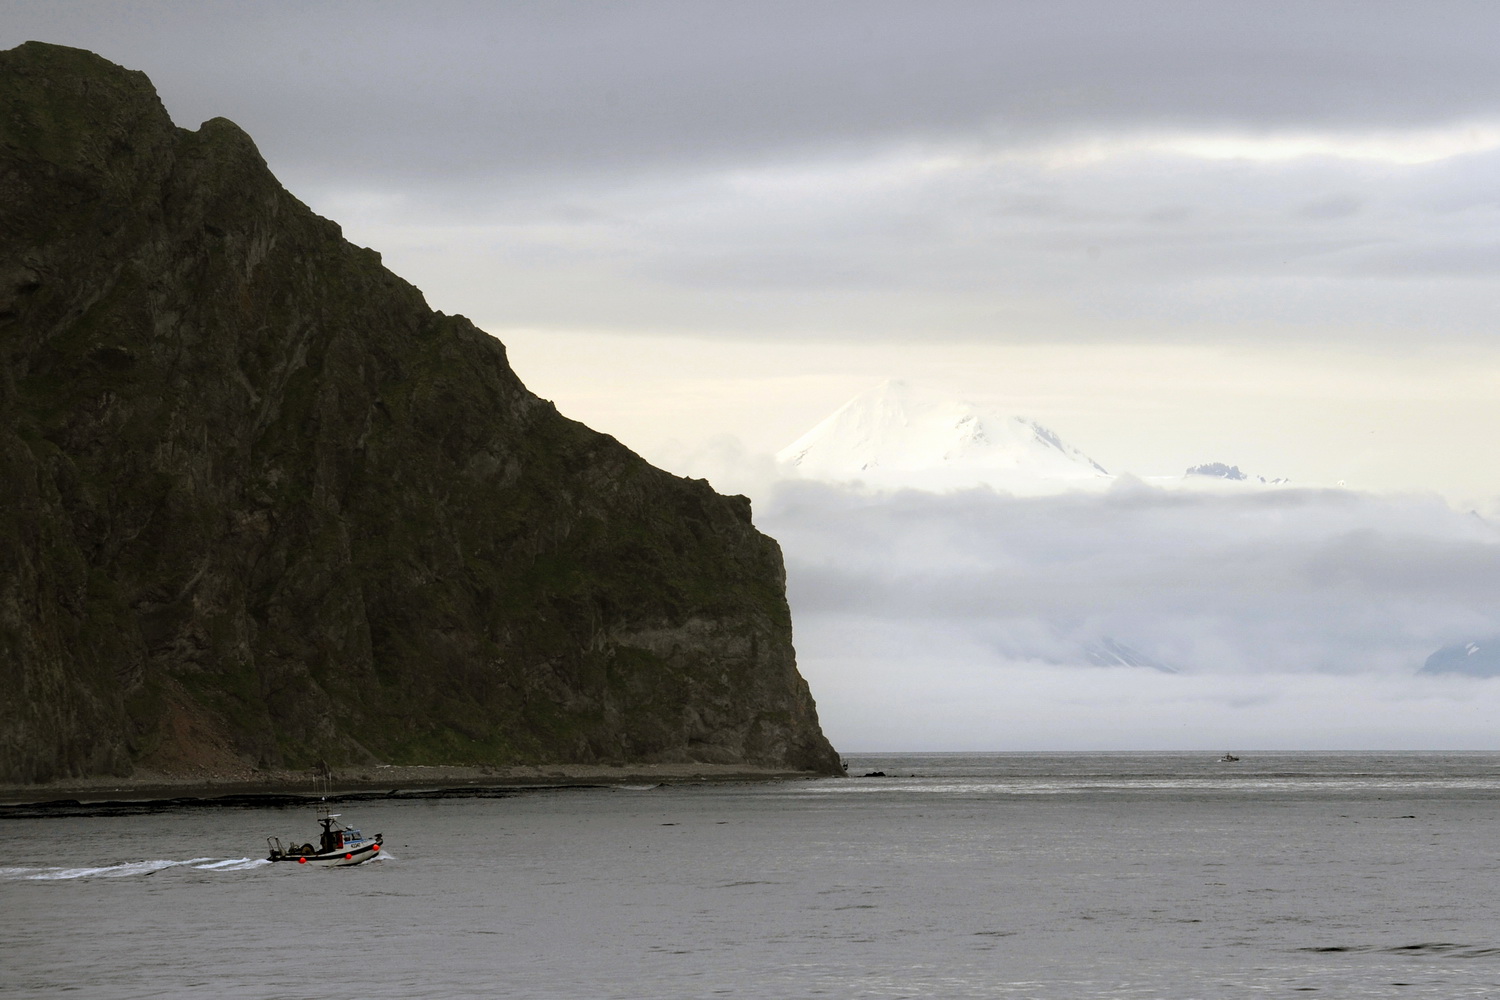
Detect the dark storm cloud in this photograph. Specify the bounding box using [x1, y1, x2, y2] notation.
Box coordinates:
[10, 1, 1500, 184]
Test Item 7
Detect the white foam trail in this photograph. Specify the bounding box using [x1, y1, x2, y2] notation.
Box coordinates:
[195, 858, 271, 871]
[29, 859, 186, 880]
[3, 853, 394, 879]
[8, 856, 268, 880]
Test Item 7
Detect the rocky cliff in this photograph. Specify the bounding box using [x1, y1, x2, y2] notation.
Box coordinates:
[0, 42, 840, 783]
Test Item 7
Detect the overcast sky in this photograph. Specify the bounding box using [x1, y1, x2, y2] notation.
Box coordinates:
[10, 1, 1500, 495]
[10, 2, 1500, 749]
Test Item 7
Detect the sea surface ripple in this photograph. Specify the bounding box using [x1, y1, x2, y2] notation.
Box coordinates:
[4, 752, 1499, 998]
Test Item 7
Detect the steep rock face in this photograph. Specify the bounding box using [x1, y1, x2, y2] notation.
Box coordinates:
[0, 42, 840, 782]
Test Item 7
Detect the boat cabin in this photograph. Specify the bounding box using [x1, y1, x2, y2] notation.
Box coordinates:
[317, 814, 366, 852]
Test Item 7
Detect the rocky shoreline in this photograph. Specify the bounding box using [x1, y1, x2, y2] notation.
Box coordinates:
[0, 762, 839, 811]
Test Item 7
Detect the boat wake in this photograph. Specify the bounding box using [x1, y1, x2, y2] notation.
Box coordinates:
[0, 857, 274, 880]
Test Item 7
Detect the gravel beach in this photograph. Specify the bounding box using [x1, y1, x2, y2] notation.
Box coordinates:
[0, 762, 836, 806]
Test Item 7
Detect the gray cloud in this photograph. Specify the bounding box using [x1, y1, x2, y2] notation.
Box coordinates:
[11, 3, 1500, 345]
[11, 1, 1500, 184]
[1297, 194, 1364, 220]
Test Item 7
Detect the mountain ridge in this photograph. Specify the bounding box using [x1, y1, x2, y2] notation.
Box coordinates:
[0, 42, 840, 783]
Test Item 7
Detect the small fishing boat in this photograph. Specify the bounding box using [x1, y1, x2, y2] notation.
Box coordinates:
[267, 808, 383, 867]
[1219, 753, 1241, 762]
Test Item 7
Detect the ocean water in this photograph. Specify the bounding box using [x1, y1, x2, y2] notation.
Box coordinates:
[4, 752, 1500, 999]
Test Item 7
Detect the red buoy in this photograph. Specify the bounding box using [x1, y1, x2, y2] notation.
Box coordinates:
[372, 844, 379, 852]
[298, 857, 307, 864]
[344, 853, 352, 860]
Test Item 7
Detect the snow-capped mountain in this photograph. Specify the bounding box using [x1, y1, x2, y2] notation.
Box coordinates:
[1419, 639, 1500, 678]
[1184, 463, 1289, 485]
[1083, 637, 1178, 673]
[1151, 463, 1293, 490]
[1136, 462, 1295, 492]
[776, 380, 1111, 493]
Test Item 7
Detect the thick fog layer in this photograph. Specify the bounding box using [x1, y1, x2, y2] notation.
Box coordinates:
[757, 481, 1500, 750]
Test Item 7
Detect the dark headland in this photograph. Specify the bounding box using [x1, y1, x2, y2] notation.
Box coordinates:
[0, 41, 842, 796]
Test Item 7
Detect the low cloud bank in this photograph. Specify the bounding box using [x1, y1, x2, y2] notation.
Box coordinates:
[749, 478, 1500, 749]
[798, 627, 1500, 751]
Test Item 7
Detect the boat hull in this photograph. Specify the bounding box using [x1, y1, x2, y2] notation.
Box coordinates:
[268, 840, 382, 867]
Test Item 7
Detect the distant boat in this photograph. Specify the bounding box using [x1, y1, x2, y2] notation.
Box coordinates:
[1219, 754, 1241, 762]
[267, 807, 383, 867]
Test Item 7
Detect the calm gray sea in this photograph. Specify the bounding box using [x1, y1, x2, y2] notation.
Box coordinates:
[5, 752, 1500, 999]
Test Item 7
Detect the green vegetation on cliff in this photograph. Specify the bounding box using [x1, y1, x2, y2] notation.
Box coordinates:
[0, 42, 840, 783]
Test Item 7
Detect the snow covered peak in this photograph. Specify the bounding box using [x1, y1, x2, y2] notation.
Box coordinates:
[1184, 462, 1290, 486]
[776, 380, 1110, 493]
[1133, 461, 1294, 492]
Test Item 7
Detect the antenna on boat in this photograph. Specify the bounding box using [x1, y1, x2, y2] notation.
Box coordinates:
[315, 758, 332, 802]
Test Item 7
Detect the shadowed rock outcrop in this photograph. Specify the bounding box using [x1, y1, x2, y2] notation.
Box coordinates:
[0, 42, 840, 783]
